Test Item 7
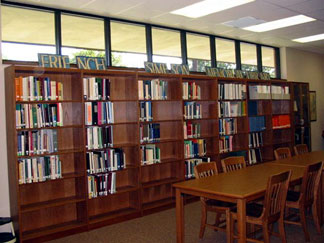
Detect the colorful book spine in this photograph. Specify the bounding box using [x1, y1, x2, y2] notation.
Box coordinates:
[83, 77, 110, 100]
[140, 123, 160, 143]
[272, 115, 291, 129]
[248, 148, 263, 165]
[184, 139, 206, 159]
[183, 121, 201, 139]
[88, 172, 116, 199]
[219, 118, 237, 135]
[248, 132, 264, 148]
[184, 102, 202, 119]
[185, 158, 210, 179]
[219, 135, 234, 153]
[218, 101, 246, 118]
[249, 116, 266, 132]
[85, 101, 114, 125]
[218, 83, 246, 100]
[182, 82, 201, 100]
[86, 126, 113, 149]
[139, 101, 153, 121]
[138, 79, 168, 100]
[140, 144, 161, 165]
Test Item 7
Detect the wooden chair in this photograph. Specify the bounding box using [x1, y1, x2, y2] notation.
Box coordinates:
[294, 144, 309, 155]
[194, 162, 235, 242]
[285, 161, 323, 241]
[221, 156, 246, 173]
[274, 147, 292, 160]
[230, 170, 292, 243]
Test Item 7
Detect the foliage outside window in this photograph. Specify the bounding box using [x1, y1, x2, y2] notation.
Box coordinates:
[187, 33, 211, 72]
[216, 38, 236, 69]
[262, 46, 276, 78]
[240, 42, 258, 71]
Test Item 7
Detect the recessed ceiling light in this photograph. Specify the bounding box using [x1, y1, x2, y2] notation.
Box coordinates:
[293, 33, 324, 43]
[243, 15, 316, 32]
[170, 0, 255, 18]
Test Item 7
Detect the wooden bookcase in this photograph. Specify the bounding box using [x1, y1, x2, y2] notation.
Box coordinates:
[5, 65, 299, 242]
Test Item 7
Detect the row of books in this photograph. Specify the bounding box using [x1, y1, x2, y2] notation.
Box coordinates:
[184, 102, 202, 119]
[16, 103, 63, 129]
[15, 76, 63, 101]
[183, 121, 201, 139]
[218, 101, 246, 118]
[140, 123, 160, 143]
[219, 135, 233, 153]
[249, 116, 266, 132]
[86, 126, 113, 149]
[185, 158, 210, 179]
[86, 149, 126, 174]
[139, 101, 153, 121]
[271, 85, 290, 100]
[249, 132, 264, 148]
[85, 101, 114, 125]
[88, 172, 116, 199]
[138, 79, 168, 100]
[249, 85, 271, 100]
[248, 101, 265, 116]
[184, 139, 206, 159]
[272, 115, 291, 129]
[218, 83, 246, 100]
[17, 130, 58, 156]
[272, 102, 290, 114]
[182, 82, 201, 100]
[140, 144, 161, 165]
[248, 148, 262, 165]
[18, 155, 62, 184]
[83, 77, 110, 100]
[219, 118, 237, 135]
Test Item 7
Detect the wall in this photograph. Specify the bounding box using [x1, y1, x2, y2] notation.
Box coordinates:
[281, 47, 324, 151]
[0, 0, 10, 216]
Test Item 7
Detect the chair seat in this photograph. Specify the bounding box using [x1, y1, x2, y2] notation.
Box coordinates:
[0, 232, 16, 243]
[232, 202, 264, 218]
[286, 190, 300, 202]
[0, 218, 11, 226]
[205, 199, 235, 208]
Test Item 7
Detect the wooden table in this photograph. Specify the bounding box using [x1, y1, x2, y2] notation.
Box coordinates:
[173, 162, 308, 243]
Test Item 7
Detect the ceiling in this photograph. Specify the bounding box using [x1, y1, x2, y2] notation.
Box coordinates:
[3, 0, 324, 54]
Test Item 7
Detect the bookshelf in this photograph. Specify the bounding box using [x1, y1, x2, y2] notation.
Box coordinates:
[5, 65, 299, 242]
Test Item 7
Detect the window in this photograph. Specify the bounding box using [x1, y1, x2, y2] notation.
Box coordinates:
[186, 33, 211, 72]
[216, 38, 236, 69]
[1, 6, 55, 61]
[61, 14, 105, 63]
[152, 28, 182, 69]
[262, 46, 276, 78]
[240, 42, 257, 71]
[111, 21, 147, 68]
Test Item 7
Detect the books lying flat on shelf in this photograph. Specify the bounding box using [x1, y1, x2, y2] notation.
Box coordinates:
[85, 101, 114, 125]
[271, 85, 290, 100]
[218, 83, 246, 100]
[184, 139, 206, 159]
[218, 101, 246, 118]
[246, 71, 259, 80]
[141, 144, 161, 165]
[182, 82, 201, 100]
[272, 115, 291, 129]
[248, 132, 263, 148]
[184, 102, 202, 119]
[17, 130, 58, 156]
[249, 116, 266, 132]
[138, 79, 168, 100]
[185, 158, 210, 179]
[88, 172, 116, 199]
[248, 149, 262, 165]
[139, 101, 152, 121]
[86, 126, 113, 149]
[140, 123, 160, 143]
[16, 103, 63, 128]
[248, 85, 271, 100]
[83, 77, 110, 100]
[219, 135, 233, 153]
[219, 118, 237, 135]
[183, 121, 201, 139]
[86, 149, 126, 174]
[15, 76, 63, 101]
[18, 155, 62, 184]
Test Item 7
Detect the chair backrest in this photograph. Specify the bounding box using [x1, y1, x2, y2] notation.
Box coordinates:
[221, 156, 246, 173]
[294, 144, 309, 155]
[263, 170, 292, 221]
[194, 162, 218, 179]
[300, 161, 323, 205]
[274, 147, 292, 160]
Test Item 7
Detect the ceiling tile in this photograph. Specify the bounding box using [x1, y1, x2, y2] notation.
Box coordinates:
[262, 0, 309, 8]
[284, 0, 324, 14]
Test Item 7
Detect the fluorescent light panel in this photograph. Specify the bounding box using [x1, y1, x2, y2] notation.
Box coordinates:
[293, 33, 324, 43]
[243, 15, 316, 32]
[171, 0, 255, 18]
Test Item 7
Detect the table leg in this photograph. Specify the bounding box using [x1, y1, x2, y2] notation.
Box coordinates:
[176, 188, 184, 243]
[237, 198, 246, 243]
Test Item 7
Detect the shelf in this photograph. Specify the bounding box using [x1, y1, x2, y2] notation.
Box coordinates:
[140, 138, 182, 145]
[219, 116, 247, 119]
[248, 114, 271, 117]
[85, 99, 138, 102]
[219, 132, 247, 136]
[184, 117, 217, 121]
[218, 99, 246, 101]
[87, 143, 138, 151]
[18, 149, 84, 158]
[19, 172, 85, 186]
[85, 121, 137, 126]
[89, 186, 139, 200]
[248, 144, 273, 149]
[220, 148, 249, 154]
[185, 152, 217, 159]
[272, 113, 291, 116]
[22, 220, 87, 241]
[16, 125, 83, 131]
[138, 99, 181, 102]
[140, 119, 182, 123]
[21, 196, 86, 213]
[142, 197, 175, 211]
[142, 177, 181, 188]
[183, 99, 217, 102]
[184, 134, 217, 140]
[87, 165, 138, 175]
[273, 141, 292, 145]
[141, 158, 182, 166]
[273, 127, 291, 130]
[248, 99, 271, 101]
[89, 207, 140, 225]
[16, 100, 81, 104]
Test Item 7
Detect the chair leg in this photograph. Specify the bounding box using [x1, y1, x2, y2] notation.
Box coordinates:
[230, 213, 235, 243]
[214, 212, 221, 230]
[312, 203, 321, 234]
[199, 204, 207, 239]
[262, 223, 270, 243]
[225, 210, 231, 243]
[300, 207, 311, 242]
[279, 217, 287, 243]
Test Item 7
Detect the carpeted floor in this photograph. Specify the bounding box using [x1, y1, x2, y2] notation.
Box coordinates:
[50, 202, 324, 243]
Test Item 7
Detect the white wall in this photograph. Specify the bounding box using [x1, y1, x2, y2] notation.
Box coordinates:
[0, 1, 10, 216]
[281, 47, 324, 151]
